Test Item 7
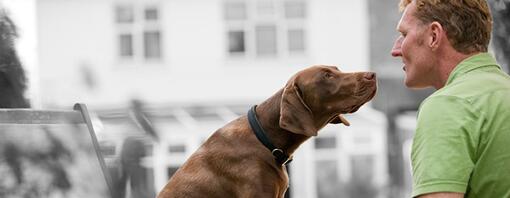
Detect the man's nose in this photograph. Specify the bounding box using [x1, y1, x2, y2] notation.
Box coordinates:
[391, 37, 402, 57]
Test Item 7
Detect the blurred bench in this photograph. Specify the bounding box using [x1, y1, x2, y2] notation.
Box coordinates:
[0, 103, 113, 198]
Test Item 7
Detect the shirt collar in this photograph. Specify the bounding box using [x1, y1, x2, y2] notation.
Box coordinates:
[446, 53, 500, 85]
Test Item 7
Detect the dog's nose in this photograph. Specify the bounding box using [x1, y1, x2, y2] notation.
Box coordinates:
[364, 72, 376, 80]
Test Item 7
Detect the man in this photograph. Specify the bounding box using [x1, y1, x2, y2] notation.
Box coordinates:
[391, 0, 510, 197]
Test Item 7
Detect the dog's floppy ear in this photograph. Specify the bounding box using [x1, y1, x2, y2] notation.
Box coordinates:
[329, 114, 351, 126]
[279, 79, 318, 136]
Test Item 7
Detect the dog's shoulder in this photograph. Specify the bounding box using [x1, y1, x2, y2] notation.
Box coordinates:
[213, 116, 251, 139]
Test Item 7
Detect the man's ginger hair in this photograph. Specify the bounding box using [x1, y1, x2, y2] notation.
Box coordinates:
[399, 0, 493, 54]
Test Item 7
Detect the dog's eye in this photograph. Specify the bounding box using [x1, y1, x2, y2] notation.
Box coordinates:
[323, 72, 334, 79]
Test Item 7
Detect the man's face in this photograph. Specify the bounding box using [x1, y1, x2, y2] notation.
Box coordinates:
[391, 1, 436, 88]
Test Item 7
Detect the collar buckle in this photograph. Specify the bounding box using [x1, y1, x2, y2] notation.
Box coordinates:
[249, 105, 293, 166]
[272, 149, 293, 166]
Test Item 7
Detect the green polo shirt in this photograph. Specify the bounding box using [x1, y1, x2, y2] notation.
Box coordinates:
[411, 53, 510, 197]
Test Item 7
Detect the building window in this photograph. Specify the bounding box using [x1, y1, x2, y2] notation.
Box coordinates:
[316, 160, 341, 198]
[314, 136, 336, 149]
[119, 34, 134, 57]
[349, 155, 377, 198]
[350, 155, 374, 182]
[224, 0, 307, 58]
[115, 3, 163, 62]
[167, 166, 180, 179]
[255, 25, 277, 56]
[256, 1, 276, 17]
[145, 7, 159, 21]
[116, 5, 134, 23]
[144, 31, 161, 59]
[284, 1, 306, 19]
[225, 1, 247, 20]
[228, 31, 245, 53]
[288, 29, 305, 52]
[168, 144, 186, 154]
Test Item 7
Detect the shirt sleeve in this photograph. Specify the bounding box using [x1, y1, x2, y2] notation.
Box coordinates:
[411, 96, 479, 197]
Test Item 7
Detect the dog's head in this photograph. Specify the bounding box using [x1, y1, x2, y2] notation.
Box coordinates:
[279, 65, 377, 136]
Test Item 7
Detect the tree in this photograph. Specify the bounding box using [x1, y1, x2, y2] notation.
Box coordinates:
[489, 0, 510, 74]
[0, 9, 30, 108]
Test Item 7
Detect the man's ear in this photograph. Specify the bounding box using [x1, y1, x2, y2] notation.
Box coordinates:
[428, 21, 444, 50]
[279, 80, 318, 136]
[329, 114, 351, 126]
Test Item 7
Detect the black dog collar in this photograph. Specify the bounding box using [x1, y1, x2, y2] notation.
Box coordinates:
[248, 105, 293, 166]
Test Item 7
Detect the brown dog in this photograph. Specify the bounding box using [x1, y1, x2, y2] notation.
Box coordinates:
[157, 65, 377, 198]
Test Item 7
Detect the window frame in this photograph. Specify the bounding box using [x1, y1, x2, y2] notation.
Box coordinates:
[224, 0, 308, 59]
[115, 2, 164, 64]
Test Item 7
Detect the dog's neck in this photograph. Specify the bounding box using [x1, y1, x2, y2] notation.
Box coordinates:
[254, 89, 310, 155]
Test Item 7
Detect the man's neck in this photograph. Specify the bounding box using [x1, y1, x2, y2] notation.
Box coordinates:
[433, 50, 479, 89]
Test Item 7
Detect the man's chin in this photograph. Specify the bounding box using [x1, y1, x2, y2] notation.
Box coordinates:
[404, 78, 419, 89]
[405, 80, 431, 89]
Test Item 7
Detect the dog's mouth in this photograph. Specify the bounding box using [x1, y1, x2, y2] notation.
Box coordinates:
[348, 105, 361, 113]
[354, 85, 376, 99]
[347, 88, 376, 113]
[367, 87, 377, 101]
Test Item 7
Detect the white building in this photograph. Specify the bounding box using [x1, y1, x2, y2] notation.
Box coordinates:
[36, 0, 371, 107]
[33, 0, 388, 197]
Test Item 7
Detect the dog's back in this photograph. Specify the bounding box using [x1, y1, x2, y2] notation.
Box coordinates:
[157, 117, 288, 198]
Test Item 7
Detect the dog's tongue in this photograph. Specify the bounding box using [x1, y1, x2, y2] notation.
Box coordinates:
[329, 114, 350, 126]
[338, 115, 350, 126]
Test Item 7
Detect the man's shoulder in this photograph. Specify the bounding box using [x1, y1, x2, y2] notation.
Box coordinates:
[418, 68, 510, 130]
[433, 68, 510, 101]
[418, 94, 470, 119]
